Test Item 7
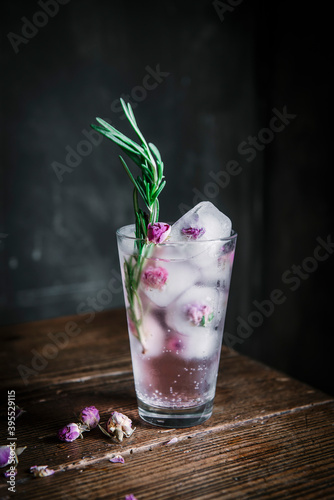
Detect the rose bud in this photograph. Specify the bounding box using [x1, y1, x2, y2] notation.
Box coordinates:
[147, 222, 171, 244]
[57, 423, 83, 442]
[80, 406, 100, 429]
[186, 303, 214, 327]
[106, 411, 134, 443]
[0, 446, 11, 468]
[181, 226, 206, 239]
[0, 445, 25, 468]
[142, 266, 168, 290]
[30, 465, 55, 477]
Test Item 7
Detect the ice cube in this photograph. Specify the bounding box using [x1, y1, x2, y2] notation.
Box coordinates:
[167, 202, 232, 266]
[139, 260, 200, 307]
[117, 224, 137, 256]
[165, 285, 224, 358]
[128, 312, 166, 357]
[165, 285, 222, 335]
[169, 201, 232, 242]
[165, 329, 218, 359]
[199, 251, 234, 288]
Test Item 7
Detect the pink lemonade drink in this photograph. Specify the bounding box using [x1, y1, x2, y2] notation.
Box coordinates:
[117, 205, 237, 427]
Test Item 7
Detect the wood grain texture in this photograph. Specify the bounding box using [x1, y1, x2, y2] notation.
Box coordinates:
[0, 309, 333, 499]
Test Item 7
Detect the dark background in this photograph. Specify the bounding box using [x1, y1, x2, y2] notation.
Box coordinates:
[1, 1, 333, 394]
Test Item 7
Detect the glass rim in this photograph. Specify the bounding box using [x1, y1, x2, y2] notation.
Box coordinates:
[116, 224, 237, 245]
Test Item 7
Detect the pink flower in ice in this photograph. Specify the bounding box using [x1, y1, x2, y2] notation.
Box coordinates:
[167, 336, 185, 353]
[80, 406, 100, 429]
[147, 222, 171, 244]
[186, 304, 214, 327]
[142, 266, 168, 290]
[181, 226, 206, 239]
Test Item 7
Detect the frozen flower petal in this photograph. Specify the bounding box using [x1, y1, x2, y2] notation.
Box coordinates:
[30, 465, 55, 478]
[0, 446, 11, 468]
[109, 455, 125, 464]
[186, 304, 214, 327]
[80, 406, 100, 429]
[181, 226, 205, 240]
[147, 222, 171, 244]
[57, 423, 82, 442]
[142, 266, 168, 290]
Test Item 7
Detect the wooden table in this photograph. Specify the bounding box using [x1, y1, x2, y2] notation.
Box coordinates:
[1, 309, 333, 499]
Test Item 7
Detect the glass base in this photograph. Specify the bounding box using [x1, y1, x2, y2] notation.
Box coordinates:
[137, 398, 214, 428]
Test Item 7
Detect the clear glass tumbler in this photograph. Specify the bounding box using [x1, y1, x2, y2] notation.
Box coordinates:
[116, 224, 237, 428]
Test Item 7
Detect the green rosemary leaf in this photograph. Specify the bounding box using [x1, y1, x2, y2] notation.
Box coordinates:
[94, 117, 114, 130]
[135, 177, 148, 204]
[119, 156, 140, 191]
[92, 120, 148, 159]
[119, 99, 147, 146]
[91, 98, 167, 353]
[141, 165, 154, 183]
[151, 180, 166, 203]
[148, 142, 161, 163]
[121, 98, 138, 126]
[91, 124, 141, 157]
[157, 161, 164, 182]
[145, 182, 151, 206]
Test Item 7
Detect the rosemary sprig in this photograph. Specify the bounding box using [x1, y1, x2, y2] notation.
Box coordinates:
[91, 99, 166, 351]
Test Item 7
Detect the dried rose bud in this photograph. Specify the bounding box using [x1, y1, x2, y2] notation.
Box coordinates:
[0, 445, 25, 469]
[57, 423, 82, 442]
[142, 266, 168, 290]
[181, 226, 205, 240]
[147, 222, 171, 244]
[0, 446, 12, 468]
[186, 304, 214, 327]
[80, 406, 100, 429]
[106, 411, 134, 443]
[30, 465, 55, 478]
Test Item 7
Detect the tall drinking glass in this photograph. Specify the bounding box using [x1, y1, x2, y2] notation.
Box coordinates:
[116, 224, 237, 428]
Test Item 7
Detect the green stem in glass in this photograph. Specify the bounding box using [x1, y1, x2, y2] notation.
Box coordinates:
[91, 99, 166, 351]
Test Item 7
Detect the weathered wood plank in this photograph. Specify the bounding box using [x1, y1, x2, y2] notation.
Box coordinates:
[1, 309, 333, 499]
[0, 309, 133, 388]
[2, 403, 333, 499]
[0, 357, 332, 488]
